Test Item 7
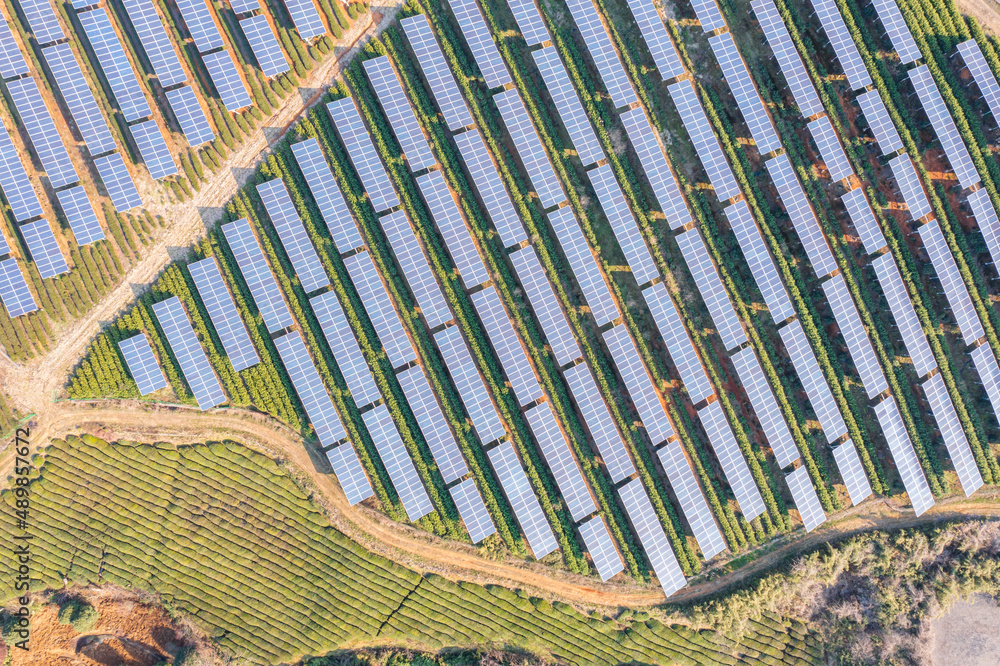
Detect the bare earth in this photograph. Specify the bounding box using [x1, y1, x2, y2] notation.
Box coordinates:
[930, 594, 1000, 666]
[958, 0, 1000, 36]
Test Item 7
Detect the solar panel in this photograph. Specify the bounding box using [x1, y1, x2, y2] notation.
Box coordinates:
[618, 478, 686, 597]
[94, 153, 142, 212]
[397, 364, 469, 483]
[202, 49, 252, 111]
[130, 120, 178, 179]
[16, 0, 63, 44]
[79, 9, 152, 122]
[841, 187, 886, 255]
[344, 250, 416, 368]
[118, 332, 168, 395]
[822, 274, 888, 399]
[273, 330, 347, 446]
[856, 89, 903, 156]
[416, 170, 489, 289]
[363, 56, 436, 172]
[471, 286, 542, 407]
[785, 465, 825, 532]
[698, 400, 766, 520]
[120, 0, 187, 87]
[958, 40, 1000, 128]
[503, 0, 549, 46]
[453, 130, 527, 247]
[808, 116, 853, 182]
[256, 178, 329, 293]
[917, 220, 984, 346]
[724, 200, 794, 323]
[622, 0, 684, 80]
[675, 227, 747, 351]
[20, 219, 68, 278]
[510, 246, 581, 366]
[547, 207, 619, 326]
[533, 47, 604, 166]
[731, 346, 799, 468]
[188, 256, 260, 372]
[642, 283, 714, 405]
[240, 15, 289, 77]
[0, 116, 42, 223]
[56, 186, 103, 246]
[619, 108, 690, 229]
[174, 0, 224, 52]
[447, 0, 511, 88]
[0, 19, 28, 79]
[525, 401, 596, 522]
[435, 325, 506, 444]
[750, 0, 824, 117]
[221, 218, 294, 333]
[888, 154, 931, 220]
[165, 86, 215, 147]
[578, 515, 623, 581]
[379, 209, 452, 329]
[230, 0, 260, 14]
[151, 296, 227, 410]
[0, 258, 35, 317]
[810, 0, 871, 90]
[969, 188, 1000, 273]
[494, 88, 566, 209]
[290, 138, 364, 254]
[870, 0, 921, 64]
[603, 324, 674, 446]
[690, 0, 726, 31]
[871, 252, 936, 378]
[7, 77, 77, 189]
[310, 290, 380, 408]
[970, 342, 1000, 427]
[657, 440, 726, 559]
[589, 164, 659, 286]
[778, 319, 847, 443]
[923, 373, 983, 496]
[873, 396, 934, 515]
[563, 0, 637, 108]
[327, 96, 399, 212]
[832, 439, 872, 506]
[765, 154, 838, 278]
[910, 66, 978, 189]
[564, 361, 635, 483]
[42, 43, 118, 156]
[281, 0, 326, 40]
[709, 32, 781, 156]
[449, 478, 496, 543]
[488, 441, 558, 558]
[326, 442, 374, 505]
[668, 79, 741, 201]
[363, 404, 434, 521]
[400, 14, 473, 131]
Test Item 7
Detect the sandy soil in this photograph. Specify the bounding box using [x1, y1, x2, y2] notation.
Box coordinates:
[958, 0, 1000, 36]
[930, 594, 1000, 666]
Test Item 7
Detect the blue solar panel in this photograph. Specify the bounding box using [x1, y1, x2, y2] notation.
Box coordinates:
[642, 282, 714, 405]
[202, 49, 253, 111]
[446, 0, 511, 88]
[240, 15, 289, 78]
[230, 0, 260, 12]
[547, 206, 618, 326]
[221, 217, 294, 333]
[94, 153, 142, 212]
[273, 330, 347, 446]
[724, 200, 794, 323]
[121, 0, 187, 87]
[20, 219, 68, 278]
[130, 120, 178, 179]
[0, 257, 36, 317]
[290, 138, 364, 253]
[0, 116, 42, 224]
[151, 296, 228, 410]
[589, 164, 659, 286]
[503, 0, 549, 46]
[675, 227, 746, 351]
[79, 9, 152, 122]
[344, 250, 415, 368]
[668, 78, 741, 202]
[188, 256, 260, 372]
[751, 0, 824, 118]
[42, 43, 117, 157]
[416, 170, 489, 289]
[822, 274, 888, 399]
[435, 324, 505, 444]
[698, 400, 766, 521]
[510, 246, 580, 366]
[731, 345, 799, 468]
[118, 332, 168, 395]
[16, 0, 64, 45]
[619, 108, 690, 229]
[400, 14, 474, 131]
[603, 323, 674, 446]
[471, 286, 542, 407]
[397, 364, 469, 484]
[56, 186, 104, 245]
[766, 154, 838, 278]
[709, 32, 782, 156]
[379, 209, 452, 330]
[309, 289, 381, 409]
[449, 478, 496, 543]
[7, 77, 78, 189]
[363, 56, 436, 172]
[0, 19, 28, 80]
[256, 178, 330, 293]
[578, 514, 624, 581]
[656, 440, 726, 560]
[563, 0, 637, 108]
[326, 442, 374, 505]
[494, 88, 566, 209]
[281, 0, 326, 40]
[327, 96, 399, 213]
[618, 478, 686, 596]
[453, 130, 528, 247]
[525, 401, 596, 522]
[564, 361, 635, 483]
[533, 46, 604, 167]
[165, 86, 215, 147]
[363, 404, 435, 521]
[175, 0, 224, 52]
[488, 440, 558, 558]
[622, 0, 684, 80]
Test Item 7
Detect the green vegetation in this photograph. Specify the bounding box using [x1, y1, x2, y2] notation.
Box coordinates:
[56, 596, 100, 633]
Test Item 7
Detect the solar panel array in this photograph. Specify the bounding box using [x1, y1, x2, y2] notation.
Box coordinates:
[240, 15, 289, 77]
[56, 186, 103, 245]
[17, 0, 63, 44]
[447, 0, 511, 89]
[174, 0, 224, 52]
[785, 466, 826, 532]
[724, 200, 794, 323]
[578, 515, 623, 581]
[510, 246, 581, 366]
[79, 9, 152, 122]
[121, 0, 187, 87]
[0, 116, 42, 223]
[909, 66, 979, 189]
[971, 343, 1000, 425]
[874, 396, 934, 516]
[698, 400, 766, 520]
[203, 49, 252, 111]
[888, 154, 931, 220]
[871, 252, 936, 378]
[363, 56, 436, 172]
[435, 325, 506, 444]
[642, 283, 714, 405]
[841, 187, 886, 255]
[657, 440, 726, 559]
[291, 138, 364, 253]
[564, 361, 636, 483]
[923, 373, 983, 496]
[282, 0, 326, 40]
[765, 154, 838, 278]
[94, 153, 142, 212]
[363, 404, 434, 521]
[0, 225, 9, 259]
[604, 324, 674, 446]
[618, 478, 686, 596]
[958, 40, 1000, 127]
[8, 78, 77, 189]
[832, 439, 872, 506]
[563, 0, 637, 108]
[675, 227, 747, 351]
[326, 443, 374, 505]
[0, 258, 35, 317]
[345, 250, 416, 368]
[750, 0, 824, 117]
[188, 256, 260, 372]
[310, 290, 380, 408]
[969, 188, 1000, 271]
[732, 346, 799, 468]
[871, 0, 921, 64]
[668, 79, 740, 201]
[449, 478, 496, 543]
[453, 130, 527, 247]
[503, 0, 549, 46]
[709, 33, 781, 155]
[397, 365, 469, 483]
[130, 120, 178, 179]
[151, 296, 227, 410]
[417, 170, 489, 288]
[822, 275, 888, 399]
[808, 116, 853, 182]
[533, 47, 604, 166]
[471, 286, 542, 407]
[0, 19, 28, 79]
[589, 164, 659, 286]
[257, 178, 329, 293]
[778, 320, 847, 442]
[274, 330, 347, 446]
[379, 209, 452, 329]
[21, 219, 68, 278]
[165, 86, 215, 147]
[488, 441, 558, 558]
[526, 401, 596, 522]
[622, 0, 684, 80]
[230, 0, 261, 15]
[689, 0, 725, 31]
[856, 89, 903, 155]
[118, 333, 168, 395]
[42, 44, 116, 156]
[400, 15, 473, 131]
[619, 108, 690, 229]
[918, 220, 984, 345]
[327, 96, 400, 213]
[547, 207, 619, 326]
[494, 89, 565, 209]
[810, 0, 871, 90]
[221, 218, 294, 333]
